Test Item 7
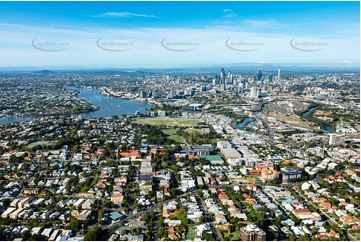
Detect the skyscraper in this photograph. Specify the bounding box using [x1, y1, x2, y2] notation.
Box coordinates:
[226, 70, 233, 84]
[277, 67, 281, 81]
[250, 86, 258, 98]
[256, 70, 263, 82]
[219, 68, 226, 84]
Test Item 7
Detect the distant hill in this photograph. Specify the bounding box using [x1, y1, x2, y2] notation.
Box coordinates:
[37, 70, 53, 74]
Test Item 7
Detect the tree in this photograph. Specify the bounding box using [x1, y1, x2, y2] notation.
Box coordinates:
[156, 226, 166, 239]
[171, 188, 177, 197]
[161, 161, 168, 169]
[69, 218, 81, 232]
[174, 208, 188, 226]
[203, 232, 215, 241]
[84, 227, 102, 241]
[98, 209, 105, 224]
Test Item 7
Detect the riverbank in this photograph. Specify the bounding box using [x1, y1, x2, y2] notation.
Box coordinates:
[0, 86, 152, 125]
[99, 87, 157, 106]
[298, 104, 335, 132]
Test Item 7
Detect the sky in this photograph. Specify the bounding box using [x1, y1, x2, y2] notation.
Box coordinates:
[0, 1, 359, 68]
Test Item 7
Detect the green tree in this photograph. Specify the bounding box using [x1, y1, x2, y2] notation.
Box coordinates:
[98, 209, 105, 224]
[84, 227, 102, 241]
[69, 218, 81, 232]
[161, 161, 168, 169]
[174, 208, 189, 226]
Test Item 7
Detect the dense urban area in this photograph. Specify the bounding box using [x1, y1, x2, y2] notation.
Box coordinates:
[0, 68, 359, 241]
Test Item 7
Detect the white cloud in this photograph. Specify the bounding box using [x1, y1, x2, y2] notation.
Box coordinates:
[93, 12, 157, 18]
[241, 19, 283, 29]
[223, 9, 237, 18]
[0, 23, 358, 67]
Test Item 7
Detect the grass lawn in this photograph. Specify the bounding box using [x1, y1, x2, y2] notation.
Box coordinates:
[135, 118, 202, 126]
[210, 138, 218, 145]
[162, 128, 184, 143]
[168, 135, 184, 143]
[162, 128, 179, 135]
[184, 127, 205, 134]
[218, 229, 240, 241]
[268, 111, 311, 129]
[186, 229, 196, 240]
[230, 231, 240, 241]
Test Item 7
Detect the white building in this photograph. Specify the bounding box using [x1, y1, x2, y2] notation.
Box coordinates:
[329, 134, 345, 145]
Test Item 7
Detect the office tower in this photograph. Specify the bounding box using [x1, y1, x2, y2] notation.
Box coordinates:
[220, 68, 226, 84]
[278, 67, 281, 81]
[256, 70, 263, 82]
[212, 78, 217, 85]
[139, 90, 146, 98]
[169, 89, 176, 98]
[233, 76, 238, 85]
[152, 90, 158, 98]
[226, 71, 233, 84]
[250, 86, 258, 98]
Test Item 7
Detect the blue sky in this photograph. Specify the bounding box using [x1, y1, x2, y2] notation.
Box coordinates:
[0, 1, 359, 68]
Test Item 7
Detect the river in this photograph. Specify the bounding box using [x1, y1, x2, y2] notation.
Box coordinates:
[0, 86, 152, 125]
[67, 86, 152, 119]
[300, 106, 333, 132]
[300, 106, 317, 117]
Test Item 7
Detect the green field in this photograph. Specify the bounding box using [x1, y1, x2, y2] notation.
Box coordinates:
[162, 128, 178, 135]
[135, 118, 202, 126]
[184, 127, 205, 134]
[162, 128, 184, 143]
[168, 135, 184, 143]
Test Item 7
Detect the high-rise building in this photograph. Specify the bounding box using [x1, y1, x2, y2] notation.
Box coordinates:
[329, 134, 345, 145]
[250, 86, 258, 98]
[226, 71, 233, 84]
[256, 70, 263, 82]
[277, 67, 281, 81]
[169, 89, 176, 99]
[219, 68, 226, 84]
[152, 90, 159, 98]
[139, 90, 147, 98]
[232, 76, 238, 85]
[212, 77, 219, 85]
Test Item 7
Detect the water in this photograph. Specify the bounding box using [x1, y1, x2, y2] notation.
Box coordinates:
[67, 86, 152, 119]
[324, 125, 333, 133]
[236, 118, 252, 130]
[0, 86, 152, 125]
[0, 116, 34, 125]
[300, 106, 333, 132]
[301, 107, 317, 117]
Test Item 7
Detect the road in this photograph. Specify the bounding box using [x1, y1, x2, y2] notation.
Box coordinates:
[195, 194, 222, 241]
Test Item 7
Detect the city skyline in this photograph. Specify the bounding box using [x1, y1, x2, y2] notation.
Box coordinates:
[0, 1, 359, 68]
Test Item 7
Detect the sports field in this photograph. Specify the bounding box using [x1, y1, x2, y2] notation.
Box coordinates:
[135, 118, 202, 126]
